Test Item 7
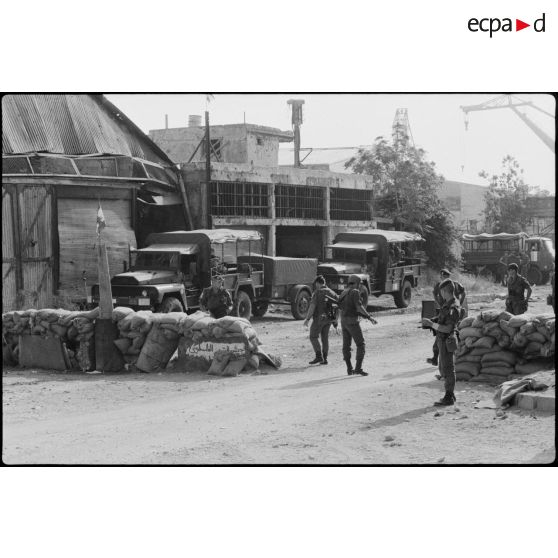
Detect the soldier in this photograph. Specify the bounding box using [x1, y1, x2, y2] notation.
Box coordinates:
[303, 275, 338, 365]
[427, 269, 467, 371]
[338, 275, 377, 377]
[199, 275, 233, 319]
[422, 279, 460, 406]
[505, 263, 532, 315]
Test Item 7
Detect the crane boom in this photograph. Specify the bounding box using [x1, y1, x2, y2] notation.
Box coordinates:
[460, 94, 555, 153]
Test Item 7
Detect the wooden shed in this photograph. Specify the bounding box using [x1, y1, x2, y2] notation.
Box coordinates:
[2, 94, 188, 312]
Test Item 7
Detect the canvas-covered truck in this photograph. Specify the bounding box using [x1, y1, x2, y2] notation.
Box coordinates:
[318, 229, 425, 309]
[461, 232, 555, 285]
[91, 229, 316, 319]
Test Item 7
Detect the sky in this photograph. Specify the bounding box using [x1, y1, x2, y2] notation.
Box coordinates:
[107, 93, 555, 192]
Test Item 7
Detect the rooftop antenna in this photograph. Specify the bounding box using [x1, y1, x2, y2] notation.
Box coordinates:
[287, 99, 305, 167]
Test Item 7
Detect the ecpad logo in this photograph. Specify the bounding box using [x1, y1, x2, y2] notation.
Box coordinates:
[468, 13, 546, 37]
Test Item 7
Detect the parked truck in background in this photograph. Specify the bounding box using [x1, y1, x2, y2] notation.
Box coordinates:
[318, 229, 425, 309]
[461, 232, 555, 285]
[91, 229, 316, 320]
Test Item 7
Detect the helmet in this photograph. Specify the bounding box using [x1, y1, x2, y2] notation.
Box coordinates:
[348, 274, 361, 286]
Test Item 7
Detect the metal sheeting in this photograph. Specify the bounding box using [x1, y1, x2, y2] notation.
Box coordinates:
[337, 229, 424, 243]
[18, 186, 52, 259]
[2, 95, 171, 168]
[2, 187, 15, 258]
[22, 260, 53, 309]
[2, 262, 17, 313]
[147, 229, 263, 246]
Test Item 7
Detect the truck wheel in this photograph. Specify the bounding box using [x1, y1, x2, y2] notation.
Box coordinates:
[527, 267, 543, 286]
[359, 285, 369, 308]
[252, 301, 269, 318]
[393, 280, 412, 308]
[233, 290, 252, 320]
[158, 296, 183, 313]
[290, 287, 311, 320]
[540, 271, 550, 285]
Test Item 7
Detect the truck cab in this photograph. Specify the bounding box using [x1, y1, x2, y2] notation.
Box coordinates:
[92, 229, 264, 318]
[318, 229, 425, 308]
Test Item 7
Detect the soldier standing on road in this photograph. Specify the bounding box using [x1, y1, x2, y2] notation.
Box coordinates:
[422, 279, 460, 406]
[303, 275, 338, 365]
[199, 275, 233, 319]
[427, 269, 467, 373]
[505, 263, 532, 315]
[338, 275, 377, 377]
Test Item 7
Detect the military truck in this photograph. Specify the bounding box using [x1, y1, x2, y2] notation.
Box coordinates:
[91, 229, 316, 319]
[461, 232, 555, 285]
[318, 229, 425, 308]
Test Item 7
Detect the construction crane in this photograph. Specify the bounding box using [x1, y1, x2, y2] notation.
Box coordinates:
[460, 94, 554, 153]
[392, 108, 415, 152]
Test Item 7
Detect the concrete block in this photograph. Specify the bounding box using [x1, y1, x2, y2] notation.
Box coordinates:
[515, 392, 555, 412]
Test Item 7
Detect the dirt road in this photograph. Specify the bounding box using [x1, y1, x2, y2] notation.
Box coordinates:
[3, 288, 555, 465]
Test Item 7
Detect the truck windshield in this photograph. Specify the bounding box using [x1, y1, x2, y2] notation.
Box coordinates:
[330, 248, 366, 263]
[132, 252, 179, 270]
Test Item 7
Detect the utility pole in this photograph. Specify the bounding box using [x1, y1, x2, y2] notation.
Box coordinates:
[205, 110, 211, 228]
[287, 99, 305, 167]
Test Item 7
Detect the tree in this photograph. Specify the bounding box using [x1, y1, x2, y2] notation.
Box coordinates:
[480, 156, 531, 233]
[345, 130, 458, 268]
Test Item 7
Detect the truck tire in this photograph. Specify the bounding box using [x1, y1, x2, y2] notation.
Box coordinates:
[540, 271, 550, 285]
[393, 279, 413, 308]
[527, 267, 543, 286]
[252, 301, 269, 318]
[359, 285, 369, 308]
[290, 286, 311, 320]
[158, 296, 183, 313]
[233, 290, 252, 320]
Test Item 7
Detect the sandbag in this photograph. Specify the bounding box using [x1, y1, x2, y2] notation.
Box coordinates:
[527, 331, 547, 344]
[459, 327, 483, 339]
[497, 334, 511, 348]
[113, 338, 132, 353]
[136, 322, 179, 373]
[458, 317, 475, 329]
[481, 350, 517, 365]
[191, 316, 216, 331]
[472, 336, 495, 349]
[216, 315, 251, 329]
[130, 311, 153, 330]
[524, 341, 543, 354]
[499, 320, 518, 337]
[464, 337, 476, 348]
[152, 312, 185, 325]
[49, 324, 68, 338]
[546, 319, 555, 335]
[536, 326, 550, 339]
[482, 321, 501, 335]
[541, 342, 554, 357]
[455, 361, 480, 375]
[471, 373, 509, 383]
[455, 354, 482, 363]
[471, 317, 484, 329]
[470, 346, 500, 356]
[207, 351, 232, 375]
[508, 315, 528, 328]
[212, 326, 225, 339]
[481, 366, 514, 377]
[456, 372, 472, 382]
[519, 322, 536, 336]
[497, 311, 514, 322]
[481, 310, 501, 322]
[112, 306, 134, 321]
[515, 360, 554, 375]
[118, 313, 135, 332]
[180, 311, 208, 331]
[512, 333, 528, 348]
[221, 357, 248, 377]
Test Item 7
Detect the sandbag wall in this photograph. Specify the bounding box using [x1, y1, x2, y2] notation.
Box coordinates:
[455, 310, 555, 383]
[2, 307, 100, 371]
[113, 308, 263, 375]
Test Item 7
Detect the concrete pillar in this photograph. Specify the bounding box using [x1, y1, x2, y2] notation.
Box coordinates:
[324, 183, 333, 249]
[268, 183, 276, 256]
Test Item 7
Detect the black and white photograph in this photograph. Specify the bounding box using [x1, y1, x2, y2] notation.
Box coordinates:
[2, 93, 555, 465]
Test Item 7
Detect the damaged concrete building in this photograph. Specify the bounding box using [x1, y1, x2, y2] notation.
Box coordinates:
[2, 94, 186, 311]
[150, 121, 387, 259]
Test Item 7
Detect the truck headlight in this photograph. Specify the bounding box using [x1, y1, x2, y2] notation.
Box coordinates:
[142, 290, 148, 296]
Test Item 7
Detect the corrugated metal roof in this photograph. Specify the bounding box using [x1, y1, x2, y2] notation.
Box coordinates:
[1, 94, 175, 169]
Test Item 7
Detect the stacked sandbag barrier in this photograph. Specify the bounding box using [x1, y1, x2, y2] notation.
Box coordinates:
[455, 310, 555, 384]
[2, 307, 100, 371]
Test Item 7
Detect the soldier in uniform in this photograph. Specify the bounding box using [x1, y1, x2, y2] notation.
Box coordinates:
[505, 263, 532, 315]
[338, 275, 377, 376]
[422, 279, 460, 406]
[303, 275, 338, 365]
[427, 269, 467, 370]
[199, 275, 233, 319]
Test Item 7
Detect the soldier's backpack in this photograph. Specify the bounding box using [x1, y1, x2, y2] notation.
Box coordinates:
[324, 293, 338, 323]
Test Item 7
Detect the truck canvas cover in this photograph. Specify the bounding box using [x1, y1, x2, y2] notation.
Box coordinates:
[262, 257, 317, 285]
[462, 232, 529, 241]
[146, 229, 262, 247]
[335, 229, 424, 243]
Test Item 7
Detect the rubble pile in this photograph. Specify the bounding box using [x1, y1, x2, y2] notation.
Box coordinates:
[455, 310, 555, 383]
[2, 307, 100, 370]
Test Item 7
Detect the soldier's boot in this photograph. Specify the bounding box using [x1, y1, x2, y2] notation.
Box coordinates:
[353, 356, 368, 377]
[434, 391, 455, 406]
[344, 359, 354, 375]
[320, 352, 328, 365]
[309, 353, 324, 365]
[426, 357, 438, 366]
